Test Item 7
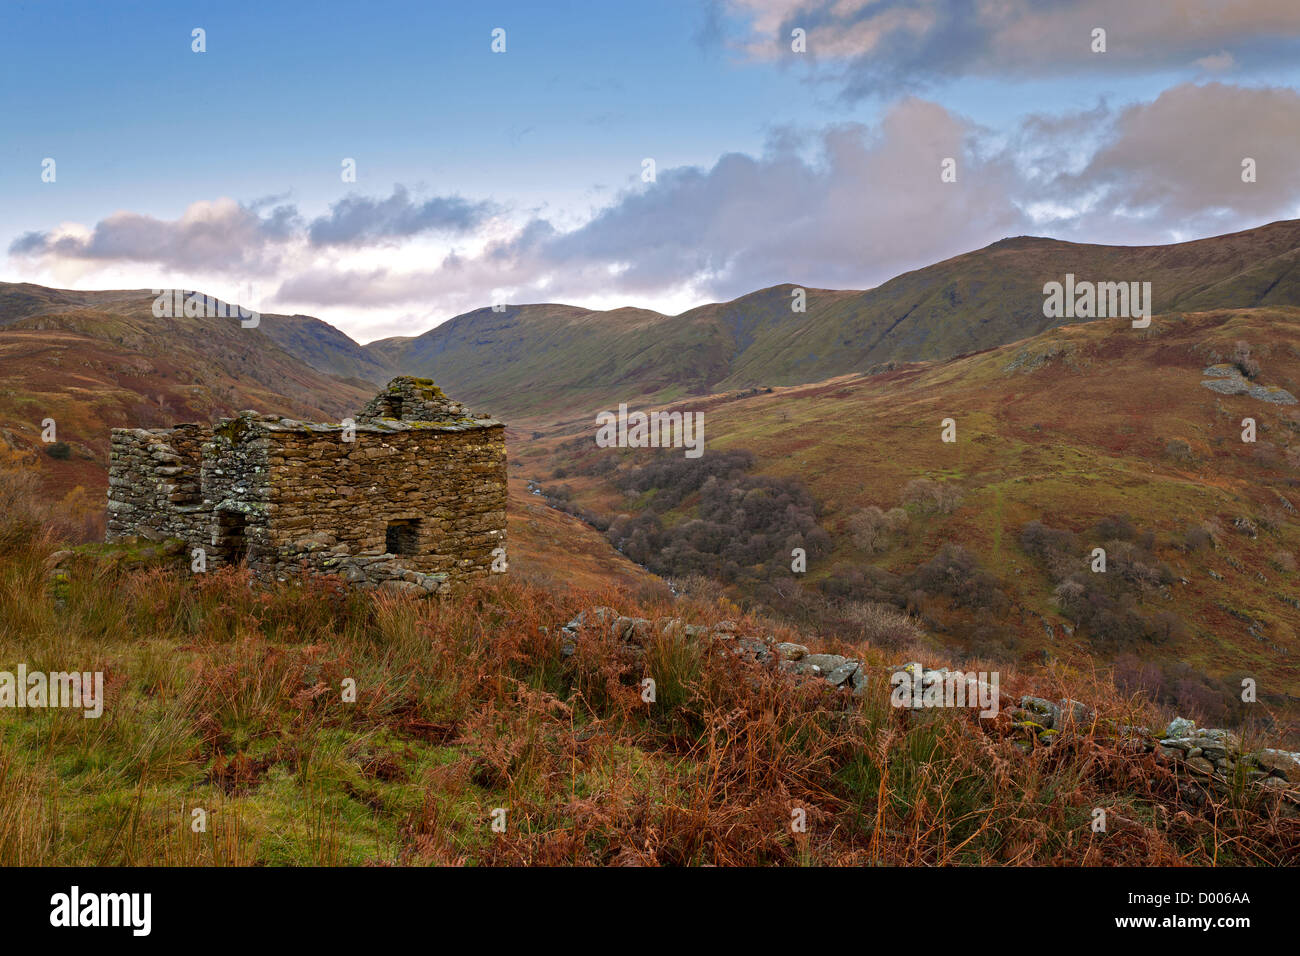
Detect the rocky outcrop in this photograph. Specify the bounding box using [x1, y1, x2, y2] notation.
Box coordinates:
[1200, 364, 1297, 404]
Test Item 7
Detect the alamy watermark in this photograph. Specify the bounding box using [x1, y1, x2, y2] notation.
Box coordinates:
[1042, 274, 1151, 328]
[50, 886, 150, 936]
[152, 288, 260, 328]
[595, 403, 704, 458]
[0, 666, 104, 718]
[891, 665, 999, 718]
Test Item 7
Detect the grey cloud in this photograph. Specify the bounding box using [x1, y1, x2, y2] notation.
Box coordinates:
[724, 0, 1300, 97]
[7, 184, 497, 271]
[8, 231, 48, 255]
[279, 98, 1030, 308]
[527, 99, 1028, 299]
[13, 82, 1300, 324]
[306, 186, 496, 246]
[276, 82, 1300, 317]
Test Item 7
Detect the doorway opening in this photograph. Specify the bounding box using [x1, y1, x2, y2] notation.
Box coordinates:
[213, 510, 249, 565]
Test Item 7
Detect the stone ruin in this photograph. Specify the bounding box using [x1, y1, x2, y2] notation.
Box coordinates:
[105, 377, 507, 596]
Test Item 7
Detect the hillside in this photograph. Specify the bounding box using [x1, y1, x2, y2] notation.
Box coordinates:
[0, 283, 378, 496]
[10, 220, 1300, 427]
[3, 243, 1300, 868]
[513, 306, 1300, 738]
[257, 311, 395, 386]
[363, 219, 1300, 418]
[3, 521, 1296, 866]
[370, 302, 740, 419]
[715, 218, 1300, 390]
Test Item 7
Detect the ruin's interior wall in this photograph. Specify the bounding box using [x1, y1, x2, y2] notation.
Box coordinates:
[201, 422, 272, 571]
[106, 424, 211, 547]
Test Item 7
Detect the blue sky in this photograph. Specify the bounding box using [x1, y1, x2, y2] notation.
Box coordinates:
[3, 1, 790, 230]
[4, 0, 1300, 340]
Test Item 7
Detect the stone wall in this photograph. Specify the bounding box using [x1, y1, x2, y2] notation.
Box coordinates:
[106, 424, 211, 548]
[203, 417, 273, 571]
[559, 605, 1300, 799]
[256, 417, 506, 593]
[104, 379, 509, 595]
[356, 376, 471, 424]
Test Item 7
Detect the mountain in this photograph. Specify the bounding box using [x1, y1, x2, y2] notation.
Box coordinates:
[3, 222, 1299, 738]
[368, 302, 741, 419]
[13, 219, 1295, 427]
[0, 283, 373, 495]
[514, 304, 1300, 733]
[257, 311, 396, 386]
[364, 219, 1300, 419]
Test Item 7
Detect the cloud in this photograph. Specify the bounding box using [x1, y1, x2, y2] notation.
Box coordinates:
[542, 101, 1027, 298]
[1023, 82, 1300, 238]
[306, 185, 496, 246]
[8, 185, 497, 271]
[274, 82, 1300, 324]
[279, 97, 1030, 310]
[7, 198, 300, 273]
[722, 0, 1300, 95]
[1196, 51, 1236, 72]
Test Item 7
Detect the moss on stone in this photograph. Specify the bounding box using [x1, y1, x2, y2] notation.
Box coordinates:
[214, 416, 257, 444]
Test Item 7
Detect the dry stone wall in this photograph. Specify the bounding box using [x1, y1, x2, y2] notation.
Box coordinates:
[356, 376, 472, 423]
[258, 417, 506, 593]
[106, 424, 210, 547]
[105, 379, 507, 595]
[560, 605, 1300, 802]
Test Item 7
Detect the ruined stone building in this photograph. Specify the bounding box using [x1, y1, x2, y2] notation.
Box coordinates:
[106, 378, 507, 595]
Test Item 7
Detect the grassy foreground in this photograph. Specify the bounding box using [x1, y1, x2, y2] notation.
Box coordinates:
[1, 527, 1297, 867]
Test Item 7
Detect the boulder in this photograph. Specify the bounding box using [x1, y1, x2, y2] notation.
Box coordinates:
[1056, 698, 1093, 727]
[825, 661, 860, 688]
[1020, 696, 1061, 731]
[377, 579, 422, 595]
[850, 667, 870, 696]
[1185, 756, 1215, 775]
[1255, 749, 1300, 782]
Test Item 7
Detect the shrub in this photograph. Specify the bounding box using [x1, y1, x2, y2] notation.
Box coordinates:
[1094, 513, 1136, 541]
[0, 446, 47, 553]
[604, 451, 827, 585]
[819, 565, 906, 606]
[906, 544, 1008, 614]
[847, 506, 907, 553]
[1020, 520, 1078, 563]
[902, 478, 963, 515]
[1164, 438, 1193, 463]
[839, 600, 925, 650]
